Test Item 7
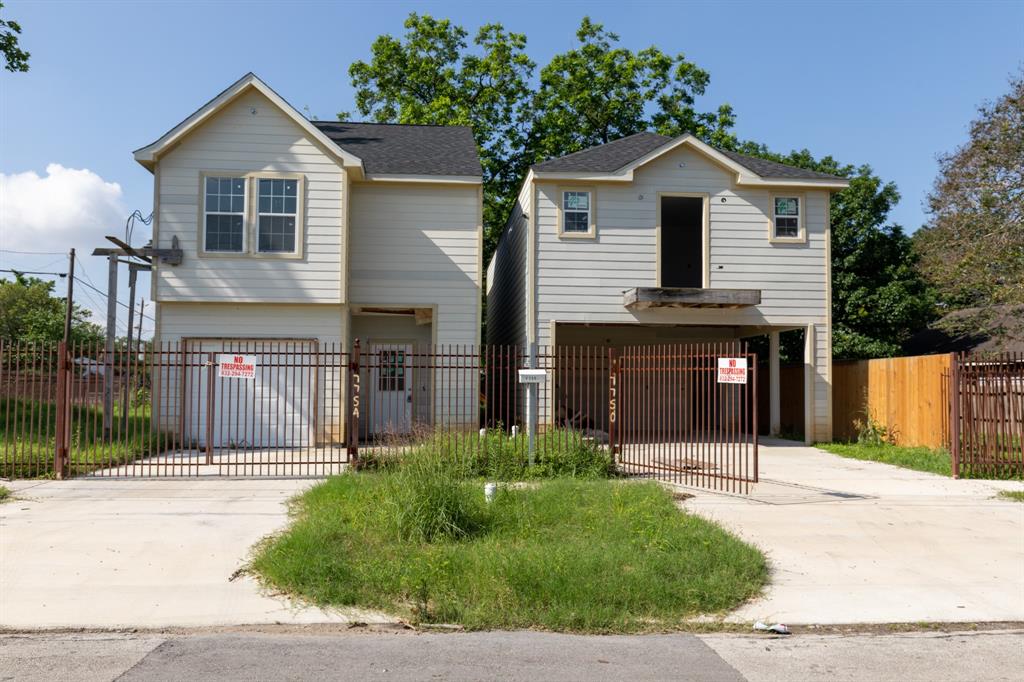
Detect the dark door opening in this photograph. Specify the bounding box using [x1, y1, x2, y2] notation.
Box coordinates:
[660, 196, 704, 288]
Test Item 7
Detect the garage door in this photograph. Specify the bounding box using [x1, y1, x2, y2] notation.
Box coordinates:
[184, 338, 317, 450]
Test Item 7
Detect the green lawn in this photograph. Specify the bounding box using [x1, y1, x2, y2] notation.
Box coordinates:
[251, 473, 767, 632]
[816, 442, 953, 476]
[0, 397, 169, 478]
[817, 442, 1023, 480]
[997, 490, 1024, 502]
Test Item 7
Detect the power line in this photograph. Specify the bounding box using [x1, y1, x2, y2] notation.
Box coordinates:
[0, 249, 66, 256]
[0, 268, 67, 277]
[73, 276, 156, 323]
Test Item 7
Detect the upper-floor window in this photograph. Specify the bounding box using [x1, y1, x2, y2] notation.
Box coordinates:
[200, 173, 303, 257]
[560, 189, 595, 237]
[772, 196, 802, 240]
[257, 178, 298, 253]
[204, 177, 246, 252]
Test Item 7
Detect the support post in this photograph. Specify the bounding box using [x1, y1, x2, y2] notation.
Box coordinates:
[608, 347, 619, 458]
[769, 330, 781, 436]
[349, 338, 361, 463]
[527, 342, 537, 466]
[54, 341, 70, 479]
[205, 352, 215, 465]
[950, 352, 961, 479]
[103, 253, 117, 441]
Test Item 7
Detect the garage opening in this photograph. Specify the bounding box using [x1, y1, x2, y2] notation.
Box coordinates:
[660, 195, 704, 288]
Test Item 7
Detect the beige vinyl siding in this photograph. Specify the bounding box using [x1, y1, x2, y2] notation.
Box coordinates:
[348, 183, 480, 347]
[534, 148, 829, 336]
[531, 145, 832, 440]
[154, 90, 344, 303]
[485, 179, 530, 348]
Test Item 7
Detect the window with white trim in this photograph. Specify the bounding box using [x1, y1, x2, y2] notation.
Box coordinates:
[772, 196, 801, 239]
[257, 178, 298, 253]
[203, 177, 246, 252]
[562, 190, 591, 233]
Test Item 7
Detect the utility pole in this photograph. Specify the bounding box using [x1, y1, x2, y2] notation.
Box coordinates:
[136, 299, 145, 348]
[63, 248, 75, 344]
[103, 253, 117, 441]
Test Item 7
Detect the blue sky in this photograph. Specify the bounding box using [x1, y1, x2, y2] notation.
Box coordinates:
[1, 0, 1022, 333]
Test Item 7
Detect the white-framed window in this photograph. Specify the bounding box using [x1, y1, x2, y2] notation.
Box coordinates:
[561, 190, 593, 235]
[772, 196, 801, 240]
[257, 178, 299, 253]
[203, 177, 246, 252]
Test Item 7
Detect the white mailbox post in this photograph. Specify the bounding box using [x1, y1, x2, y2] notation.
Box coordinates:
[518, 368, 547, 464]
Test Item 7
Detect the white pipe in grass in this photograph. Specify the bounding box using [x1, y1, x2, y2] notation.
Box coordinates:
[484, 482, 497, 503]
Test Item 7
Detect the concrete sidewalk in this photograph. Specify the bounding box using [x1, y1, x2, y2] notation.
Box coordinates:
[681, 439, 1024, 624]
[0, 478, 389, 629]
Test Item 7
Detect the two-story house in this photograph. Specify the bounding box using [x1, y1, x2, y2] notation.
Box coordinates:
[133, 74, 482, 445]
[486, 132, 849, 444]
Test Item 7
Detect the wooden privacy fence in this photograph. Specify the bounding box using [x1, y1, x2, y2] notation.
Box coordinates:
[832, 353, 952, 448]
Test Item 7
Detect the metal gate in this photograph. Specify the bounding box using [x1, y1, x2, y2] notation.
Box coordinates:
[613, 343, 758, 493]
[2, 340, 755, 487]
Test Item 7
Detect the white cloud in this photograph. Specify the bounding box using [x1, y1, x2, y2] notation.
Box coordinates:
[0, 164, 127, 253]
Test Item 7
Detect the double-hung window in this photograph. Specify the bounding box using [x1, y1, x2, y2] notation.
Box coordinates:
[203, 177, 246, 252]
[771, 196, 802, 240]
[257, 178, 298, 253]
[561, 189, 594, 237]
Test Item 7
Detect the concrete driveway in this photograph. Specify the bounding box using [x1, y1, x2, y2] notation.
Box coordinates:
[0, 478, 388, 629]
[682, 439, 1024, 624]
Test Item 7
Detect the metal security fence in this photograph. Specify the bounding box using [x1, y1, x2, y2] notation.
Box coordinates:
[617, 343, 758, 493]
[951, 352, 1024, 479]
[1, 339, 759, 490]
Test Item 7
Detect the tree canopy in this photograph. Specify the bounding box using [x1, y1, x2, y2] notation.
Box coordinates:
[528, 17, 737, 160]
[347, 13, 535, 258]
[0, 2, 29, 72]
[0, 275, 102, 344]
[913, 72, 1024, 341]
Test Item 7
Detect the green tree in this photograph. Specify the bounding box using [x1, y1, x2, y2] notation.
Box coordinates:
[732, 143, 936, 359]
[0, 275, 103, 344]
[0, 1, 29, 72]
[347, 13, 535, 259]
[529, 17, 736, 160]
[913, 72, 1024, 339]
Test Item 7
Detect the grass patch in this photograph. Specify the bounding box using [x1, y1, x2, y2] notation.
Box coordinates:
[996, 490, 1024, 502]
[251, 466, 767, 632]
[0, 485, 10, 502]
[818, 441, 1024, 480]
[817, 442, 953, 476]
[0, 397, 170, 478]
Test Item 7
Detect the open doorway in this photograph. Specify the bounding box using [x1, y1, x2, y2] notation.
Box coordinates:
[660, 195, 705, 288]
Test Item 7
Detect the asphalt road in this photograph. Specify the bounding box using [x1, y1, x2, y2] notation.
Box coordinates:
[2, 629, 1023, 682]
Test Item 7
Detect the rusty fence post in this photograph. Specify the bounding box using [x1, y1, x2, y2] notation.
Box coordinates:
[348, 338, 361, 463]
[205, 352, 215, 465]
[950, 352, 961, 479]
[54, 341, 70, 479]
[608, 347, 619, 459]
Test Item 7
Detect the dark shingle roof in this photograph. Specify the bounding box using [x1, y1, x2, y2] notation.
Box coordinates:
[311, 121, 482, 177]
[531, 131, 845, 181]
[532, 132, 671, 173]
[716, 149, 845, 181]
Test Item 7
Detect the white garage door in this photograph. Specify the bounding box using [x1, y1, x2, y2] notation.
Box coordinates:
[184, 339, 317, 449]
